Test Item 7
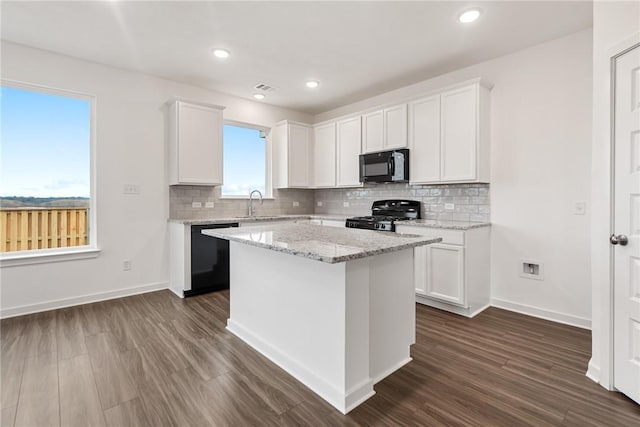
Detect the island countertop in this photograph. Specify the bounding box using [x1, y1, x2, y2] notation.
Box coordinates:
[202, 223, 442, 264]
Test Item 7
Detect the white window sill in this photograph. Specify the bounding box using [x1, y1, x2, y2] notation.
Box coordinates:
[219, 196, 275, 200]
[0, 246, 101, 268]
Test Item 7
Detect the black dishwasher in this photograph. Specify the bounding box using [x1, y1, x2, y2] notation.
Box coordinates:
[187, 223, 238, 297]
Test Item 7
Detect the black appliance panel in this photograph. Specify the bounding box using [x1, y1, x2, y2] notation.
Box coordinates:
[359, 149, 409, 183]
[188, 223, 238, 297]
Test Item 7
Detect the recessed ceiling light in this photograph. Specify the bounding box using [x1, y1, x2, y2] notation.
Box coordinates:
[306, 80, 319, 89]
[458, 9, 481, 23]
[253, 93, 265, 100]
[212, 48, 230, 59]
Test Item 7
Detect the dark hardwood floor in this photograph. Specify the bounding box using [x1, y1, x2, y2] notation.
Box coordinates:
[1, 289, 639, 426]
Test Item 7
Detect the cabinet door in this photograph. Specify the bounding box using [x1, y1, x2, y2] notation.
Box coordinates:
[414, 245, 428, 296]
[425, 244, 466, 306]
[271, 122, 288, 189]
[384, 104, 408, 149]
[177, 102, 223, 185]
[408, 95, 441, 183]
[313, 123, 336, 187]
[362, 110, 384, 153]
[288, 123, 311, 187]
[440, 85, 477, 181]
[336, 116, 362, 187]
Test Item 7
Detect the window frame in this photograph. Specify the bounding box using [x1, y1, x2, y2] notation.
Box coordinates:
[219, 120, 274, 200]
[0, 79, 99, 267]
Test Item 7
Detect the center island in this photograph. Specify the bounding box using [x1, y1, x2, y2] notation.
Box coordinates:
[202, 222, 442, 414]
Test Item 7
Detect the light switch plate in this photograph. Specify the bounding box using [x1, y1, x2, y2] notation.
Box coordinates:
[192, 202, 202, 208]
[317, 201, 323, 207]
[293, 201, 300, 207]
[573, 201, 586, 215]
[343, 201, 350, 207]
[205, 202, 215, 209]
[123, 184, 140, 194]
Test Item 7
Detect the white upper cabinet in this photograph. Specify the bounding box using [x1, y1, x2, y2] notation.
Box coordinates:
[336, 116, 362, 187]
[362, 104, 408, 153]
[362, 110, 384, 153]
[168, 100, 224, 186]
[408, 95, 441, 183]
[383, 104, 408, 150]
[409, 81, 491, 184]
[313, 122, 337, 188]
[441, 85, 478, 182]
[272, 121, 312, 188]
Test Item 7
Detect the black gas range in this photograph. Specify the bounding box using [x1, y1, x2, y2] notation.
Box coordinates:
[345, 200, 420, 232]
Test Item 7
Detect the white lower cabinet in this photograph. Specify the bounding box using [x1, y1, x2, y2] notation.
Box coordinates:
[396, 225, 490, 317]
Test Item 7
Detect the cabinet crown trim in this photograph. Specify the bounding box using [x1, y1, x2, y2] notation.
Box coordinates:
[311, 77, 493, 126]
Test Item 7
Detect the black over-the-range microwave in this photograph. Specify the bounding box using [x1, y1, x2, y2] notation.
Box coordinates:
[359, 149, 409, 183]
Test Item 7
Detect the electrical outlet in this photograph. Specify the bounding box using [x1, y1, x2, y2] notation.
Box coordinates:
[317, 201, 323, 207]
[343, 201, 350, 207]
[123, 184, 140, 194]
[293, 201, 300, 207]
[192, 201, 202, 208]
[123, 260, 132, 271]
[573, 201, 586, 215]
[205, 202, 215, 209]
[444, 203, 455, 211]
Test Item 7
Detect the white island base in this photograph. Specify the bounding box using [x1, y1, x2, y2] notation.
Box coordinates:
[226, 241, 415, 414]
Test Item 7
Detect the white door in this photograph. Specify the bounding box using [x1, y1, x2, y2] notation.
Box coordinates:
[288, 123, 311, 187]
[408, 95, 441, 183]
[613, 43, 640, 404]
[425, 244, 465, 307]
[440, 85, 477, 182]
[313, 123, 336, 187]
[336, 116, 362, 187]
[383, 104, 408, 149]
[362, 110, 384, 153]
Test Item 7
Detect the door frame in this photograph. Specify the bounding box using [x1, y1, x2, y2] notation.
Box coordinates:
[590, 31, 640, 391]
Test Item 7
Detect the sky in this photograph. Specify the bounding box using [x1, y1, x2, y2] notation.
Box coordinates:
[222, 124, 266, 196]
[1, 86, 91, 198]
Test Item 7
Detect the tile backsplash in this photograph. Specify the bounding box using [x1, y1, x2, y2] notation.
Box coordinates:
[314, 183, 490, 222]
[170, 186, 315, 219]
[171, 183, 490, 222]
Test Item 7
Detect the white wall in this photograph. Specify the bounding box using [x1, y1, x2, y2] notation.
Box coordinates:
[589, 0, 640, 388]
[315, 29, 594, 328]
[0, 41, 312, 317]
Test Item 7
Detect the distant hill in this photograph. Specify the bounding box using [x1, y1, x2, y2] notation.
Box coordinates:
[0, 196, 89, 208]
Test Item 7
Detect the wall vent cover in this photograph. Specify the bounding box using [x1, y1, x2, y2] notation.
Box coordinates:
[253, 83, 277, 92]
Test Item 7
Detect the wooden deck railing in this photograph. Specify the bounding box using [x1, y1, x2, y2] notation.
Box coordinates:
[0, 208, 88, 252]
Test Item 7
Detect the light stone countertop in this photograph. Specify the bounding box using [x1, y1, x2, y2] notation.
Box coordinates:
[169, 215, 490, 230]
[398, 219, 491, 230]
[202, 223, 442, 264]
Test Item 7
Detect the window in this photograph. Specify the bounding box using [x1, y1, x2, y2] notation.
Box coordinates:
[0, 82, 95, 256]
[221, 123, 270, 197]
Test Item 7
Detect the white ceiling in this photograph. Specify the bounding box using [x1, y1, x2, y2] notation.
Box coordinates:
[1, 1, 592, 114]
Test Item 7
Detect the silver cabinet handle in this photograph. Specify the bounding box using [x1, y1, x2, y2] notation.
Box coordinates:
[610, 234, 629, 246]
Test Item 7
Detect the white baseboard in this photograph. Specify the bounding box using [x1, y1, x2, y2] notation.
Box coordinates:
[168, 286, 184, 298]
[227, 318, 374, 414]
[586, 359, 600, 384]
[490, 298, 591, 330]
[0, 281, 168, 319]
[416, 295, 490, 318]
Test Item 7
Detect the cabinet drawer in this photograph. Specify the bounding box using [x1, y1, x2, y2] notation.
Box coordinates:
[395, 225, 465, 246]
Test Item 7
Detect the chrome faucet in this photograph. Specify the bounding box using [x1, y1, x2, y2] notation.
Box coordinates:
[248, 190, 263, 217]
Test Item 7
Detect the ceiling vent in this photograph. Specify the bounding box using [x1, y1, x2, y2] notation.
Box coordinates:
[253, 83, 277, 92]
